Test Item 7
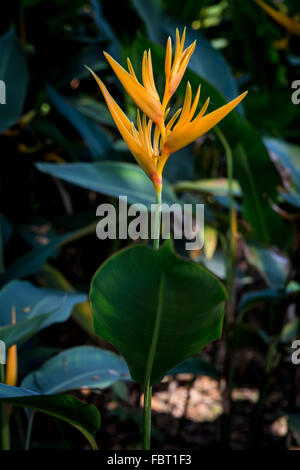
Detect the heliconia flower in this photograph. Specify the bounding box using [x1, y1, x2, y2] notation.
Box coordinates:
[5, 307, 18, 387]
[254, 0, 300, 36]
[87, 28, 247, 194]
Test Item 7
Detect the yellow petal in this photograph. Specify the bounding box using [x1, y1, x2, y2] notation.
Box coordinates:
[165, 91, 248, 153]
[5, 307, 17, 387]
[165, 37, 172, 79]
[168, 40, 196, 97]
[103, 52, 163, 125]
[173, 82, 192, 129]
[255, 0, 300, 36]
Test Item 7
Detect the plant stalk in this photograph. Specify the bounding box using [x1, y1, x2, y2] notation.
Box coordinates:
[143, 377, 152, 450]
[215, 127, 236, 447]
[142, 186, 162, 449]
[153, 188, 162, 251]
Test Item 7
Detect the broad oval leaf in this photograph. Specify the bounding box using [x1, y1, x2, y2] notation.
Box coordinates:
[22, 346, 130, 393]
[90, 241, 226, 386]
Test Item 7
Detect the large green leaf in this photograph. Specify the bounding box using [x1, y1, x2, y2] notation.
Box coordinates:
[22, 346, 130, 393]
[0, 28, 28, 133]
[90, 241, 226, 386]
[0, 384, 100, 450]
[36, 161, 178, 206]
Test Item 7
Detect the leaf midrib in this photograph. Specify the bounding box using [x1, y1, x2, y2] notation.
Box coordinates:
[144, 272, 165, 387]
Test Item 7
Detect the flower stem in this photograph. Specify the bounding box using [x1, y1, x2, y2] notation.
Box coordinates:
[142, 377, 152, 450]
[0, 364, 10, 450]
[153, 187, 162, 250]
[142, 186, 162, 450]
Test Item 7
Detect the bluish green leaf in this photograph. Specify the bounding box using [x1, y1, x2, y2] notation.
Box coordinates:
[169, 356, 219, 380]
[0, 280, 86, 346]
[36, 161, 179, 207]
[264, 138, 300, 190]
[245, 245, 289, 290]
[22, 346, 130, 393]
[287, 414, 300, 445]
[47, 85, 111, 160]
[0, 28, 28, 133]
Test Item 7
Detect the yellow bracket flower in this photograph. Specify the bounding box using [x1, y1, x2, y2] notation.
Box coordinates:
[86, 28, 247, 196]
[254, 0, 300, 36]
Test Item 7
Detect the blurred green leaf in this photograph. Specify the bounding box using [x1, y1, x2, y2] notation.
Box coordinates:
[47, 85, 111, 160]
[90, 241, 226, 386]
[265, 138, 300, 190]
[0, 280, 86, 346]
[287, 414, 300, 445]
[36, 161, 179, 206]
[239, 288, 282, 313]
[0, 384, 100, 450]
[22, 346, 130, 393]
[280, 318, 299, 343]
[91, 0, 121, 60]
[169, 356, 220, 380]
[245, 244, 289, 289]
[0, 28, 28, 133]
[174, 178, 241, 197]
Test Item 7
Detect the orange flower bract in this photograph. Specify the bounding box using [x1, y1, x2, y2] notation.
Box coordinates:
[87, 28, 247, 194]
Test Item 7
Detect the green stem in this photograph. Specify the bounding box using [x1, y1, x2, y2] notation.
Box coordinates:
[143, 378, 152, 450]
[215, 126, 235, 447]
[0, 364, 10, 450]
[25, 411, 35, 450]
[153, 189, 162, 250]
[215, 126, 235, 321]
[142, 188, 162, 450]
